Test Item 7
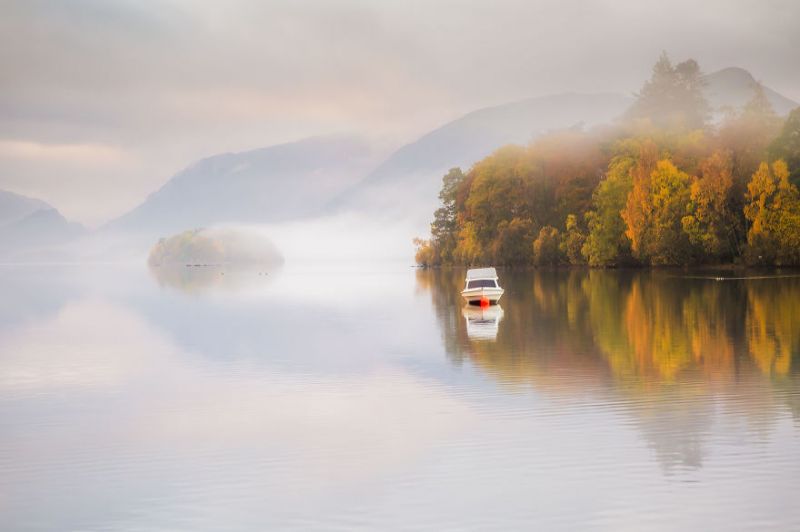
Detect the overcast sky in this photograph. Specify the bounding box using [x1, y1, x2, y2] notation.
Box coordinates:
[1, 0, 799, 226]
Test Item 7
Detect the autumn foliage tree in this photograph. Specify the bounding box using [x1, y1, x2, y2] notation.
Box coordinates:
[415, 54, 800, 269]
[533, 226, 561, 266]
[681, 150, 738, 259]
[620, 141, 659, 261]
[560, 214, 586, 264]
[492, 217, 535, 265]
[744, 160, 800, 265]
[582, 140, 641, 266]
[622, 159, 694, 265]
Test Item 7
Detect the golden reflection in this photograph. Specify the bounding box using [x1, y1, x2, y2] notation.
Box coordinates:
[418, 269, 800, 385]
[745, 278, 800, 376]
[621, 277, 694, 381]
[418, 269, 800, 473]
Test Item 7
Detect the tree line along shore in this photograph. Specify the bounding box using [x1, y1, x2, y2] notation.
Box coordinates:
[414, 53, 800, 268]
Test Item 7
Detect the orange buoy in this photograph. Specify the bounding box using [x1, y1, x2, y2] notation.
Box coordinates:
[480, 296, 490, 308]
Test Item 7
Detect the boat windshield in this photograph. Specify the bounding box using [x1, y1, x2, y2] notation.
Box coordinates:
[467, 279, 497, 289]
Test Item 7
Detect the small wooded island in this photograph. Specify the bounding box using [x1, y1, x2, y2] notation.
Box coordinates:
[415, 53, 800, 267]
[148, 227, 283, 267]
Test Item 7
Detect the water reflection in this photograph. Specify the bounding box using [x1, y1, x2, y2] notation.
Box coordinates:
[1, 265, 799, 528]
[148, 264, 280, 294]
[0, 265, 84, 334]
[462, 305, 503, 341]
[418, 268, 800, 472]
[419, 269, 800, 384]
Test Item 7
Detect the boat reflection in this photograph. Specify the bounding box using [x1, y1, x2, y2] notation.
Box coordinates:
[462, 304, 504, 341]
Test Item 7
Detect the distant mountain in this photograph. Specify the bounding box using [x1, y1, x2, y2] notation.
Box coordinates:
[330, 92, 633, 221]
[0, 190, 50, 227]
[704, 67, 797, 116]
[368, 93, 634, 185]
[0, 191, 85, 259]
[106, 135, 386, 235]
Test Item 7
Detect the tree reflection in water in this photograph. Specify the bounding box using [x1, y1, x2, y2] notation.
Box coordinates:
[417, 268, 800, 472]
[148, 264, 281, 294]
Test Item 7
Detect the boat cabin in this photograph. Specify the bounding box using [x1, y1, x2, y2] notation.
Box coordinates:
[462, 267, 504, 305]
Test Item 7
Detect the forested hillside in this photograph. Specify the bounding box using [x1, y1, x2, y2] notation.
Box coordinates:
[415, 54, 800, 267]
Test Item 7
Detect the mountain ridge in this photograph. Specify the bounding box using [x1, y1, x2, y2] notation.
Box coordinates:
[105, 134, 386, 235]
[704, 67, 797, 115]
[102, 66, 798, 237]
[0, 190, 52, 227]
[0, 191, 85, 259]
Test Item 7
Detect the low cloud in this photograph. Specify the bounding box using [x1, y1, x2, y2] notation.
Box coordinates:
[0, 140, 128, 165]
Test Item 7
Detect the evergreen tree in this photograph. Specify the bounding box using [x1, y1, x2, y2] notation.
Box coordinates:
[430, 167, 465, 263]
[626, 52, 709, 130]
[769, 107, 800, 187]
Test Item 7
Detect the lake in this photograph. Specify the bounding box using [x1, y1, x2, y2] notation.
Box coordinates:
[1, 263, 798, 530]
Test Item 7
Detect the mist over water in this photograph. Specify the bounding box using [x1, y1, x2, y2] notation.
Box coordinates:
[264, 213, 425, 263]
[1, 264, 798, 530]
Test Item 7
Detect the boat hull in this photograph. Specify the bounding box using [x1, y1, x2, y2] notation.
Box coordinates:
[461, 287, 504, 304]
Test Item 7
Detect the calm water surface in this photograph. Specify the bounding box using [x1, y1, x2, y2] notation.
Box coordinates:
[1, 263, 799, 530]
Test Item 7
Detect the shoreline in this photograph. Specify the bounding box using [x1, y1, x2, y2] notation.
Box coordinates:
[415, 263, 800, 273]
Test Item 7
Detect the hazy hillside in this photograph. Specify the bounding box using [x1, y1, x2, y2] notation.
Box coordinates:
[106, 135, 386, 235]
[330, 92, 633, 222]
[704, 67, 797, 116]
[0, 190, 51, 227]
[0, 191, 85, 259]
[366, 92, 633, 185]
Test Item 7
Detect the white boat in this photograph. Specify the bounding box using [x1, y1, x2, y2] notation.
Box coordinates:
[462, 305, 504, 340]
[461, 267, 504, 305]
